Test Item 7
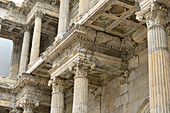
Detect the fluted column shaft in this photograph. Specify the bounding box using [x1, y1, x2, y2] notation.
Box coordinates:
[145, 3, 170, 113]
[49, 78, 65, 113]
[19, 26, 30, 75]
[78, 0, 90, 18]
[9, 38, 22, 79]
[72, 66, 88, 113]
[30, 12, 42, 64]
[56, 0, 69, 39]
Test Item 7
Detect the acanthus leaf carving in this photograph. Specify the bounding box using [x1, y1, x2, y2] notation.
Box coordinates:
[136, 1, 168, 28]
[48, 77, 66, 93]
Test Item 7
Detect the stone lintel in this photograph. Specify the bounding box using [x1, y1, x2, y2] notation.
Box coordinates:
[13, 73, 50, 92]
[50, 48, 126, 80]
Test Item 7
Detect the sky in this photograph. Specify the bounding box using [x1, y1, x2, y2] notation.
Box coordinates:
[0, 0, 23, 77]
[0, 38, 13, 77]
[12, 0, 24, 6]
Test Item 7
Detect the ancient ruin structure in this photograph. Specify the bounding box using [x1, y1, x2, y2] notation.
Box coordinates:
[0, 0, 170, 112]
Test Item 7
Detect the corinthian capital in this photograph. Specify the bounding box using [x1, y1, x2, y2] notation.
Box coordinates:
[13, 38, 22, 45]
[48, 77, 66, 93]
[69, 59, 95, 77]
[24, 25, 30, 32]
[34, 11, 43, 18]
[136, 1, 168, 28]
[19, 99, 39, 112]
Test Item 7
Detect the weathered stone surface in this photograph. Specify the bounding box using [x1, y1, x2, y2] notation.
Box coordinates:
[0, 0, 170, 113]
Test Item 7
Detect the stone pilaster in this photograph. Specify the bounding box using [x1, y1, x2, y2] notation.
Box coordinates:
[9, 38, 22, 79]
[30, 11, 43, 64]
[56, 0, 70, 40]
[0, 18, 2, 32]
[48, 77, 65, 113]
[18, 26, 30, 76]
[78, 0, 90, 18]
[136, 1, 170, 113]
[72, 62, 89, 113]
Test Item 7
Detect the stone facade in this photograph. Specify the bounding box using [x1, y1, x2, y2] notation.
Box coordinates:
[0, 0, 170, 113]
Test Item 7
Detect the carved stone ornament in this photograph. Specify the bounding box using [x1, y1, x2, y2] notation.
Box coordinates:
[24, 25, 30, 32]
[91, 87, 102, 99]
[119, 70, 129, 84]
[13, 38, 22, 45]
[145, 2, 167, 28]
[48, 77, 66, 93]
[136, 2, 168, 28]
[69, 59, 96, 77]
[19, 99, 39, 112]
[34, 11, 44, 18]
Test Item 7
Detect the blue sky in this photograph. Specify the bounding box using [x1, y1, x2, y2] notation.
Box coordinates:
[0, 38, 13, 77]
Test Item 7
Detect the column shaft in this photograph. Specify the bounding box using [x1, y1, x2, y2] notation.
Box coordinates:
[148, 25, 170, 113]
[72, 75, 88, 113]
[144, 4, 170, 112]
[136, 2, 170, 112]
[9, 39, 21, 79]
[79, 0, 90, 17]
[56, 0, 69, 39]
[51, 92, 64, 113]
[49, 78, 65, 113]
[19, 28, 30, 74]
[30, 13, 42, 63]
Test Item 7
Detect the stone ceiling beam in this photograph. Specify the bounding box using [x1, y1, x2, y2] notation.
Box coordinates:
[105, 4, 139, 32]
[26, 2, 59, 24]
[114, 0, 134, 9]
[8, 25, 15, 32]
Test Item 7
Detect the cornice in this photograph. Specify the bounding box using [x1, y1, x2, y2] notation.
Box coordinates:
[41, 24, 136, 63]
[1, 73, 51, 94]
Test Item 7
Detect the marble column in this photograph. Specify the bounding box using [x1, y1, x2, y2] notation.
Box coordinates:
[56, 0, 70, 40]
[30, 12, 43, 64]
[72, 65, 88, 113]
[9, 38, 22, 79]
[49, 78, 65, 113]
[78, 0, 90, 18]
[18, 26, 30, 75]
[137, 2, 170, 113]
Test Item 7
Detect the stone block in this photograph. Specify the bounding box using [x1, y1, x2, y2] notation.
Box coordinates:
[129, 83, 149, 103]
[121, 93, 128, 105]
[132, 26, 147, 44]
[120, 83, 128, 95]
[113, 96, 121, 107]
[128, 55, 140, 70]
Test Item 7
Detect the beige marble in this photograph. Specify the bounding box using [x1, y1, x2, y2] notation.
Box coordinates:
[56, 0, 69, 40]
[9, 38, 22, 79]
[30, 12, 43, 64]
[18, 26, 30, 75]
[72, 66, 88, 113]
[78, 0, 90, 18]
[49, 78, 65, 113]
[138, 2, 170, 113]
